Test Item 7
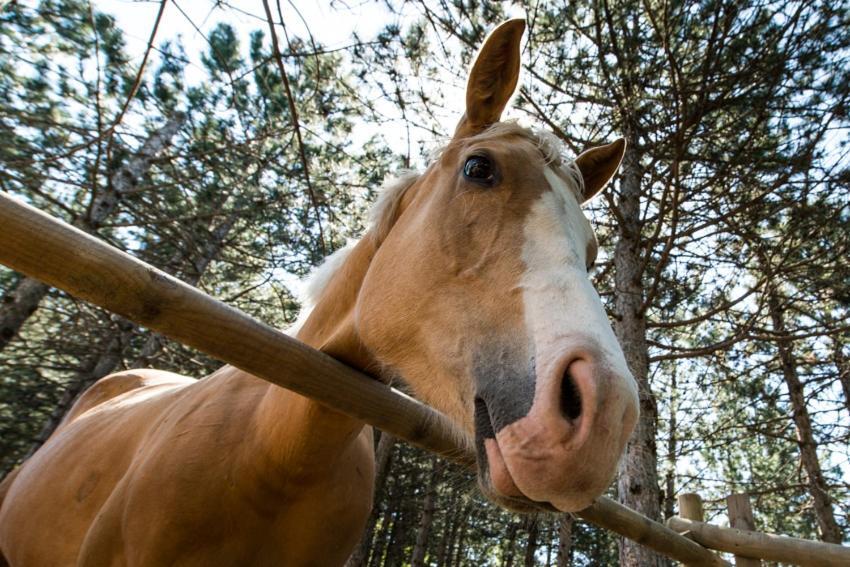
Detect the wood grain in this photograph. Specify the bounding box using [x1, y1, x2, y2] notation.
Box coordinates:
[727, 494, 761, 566]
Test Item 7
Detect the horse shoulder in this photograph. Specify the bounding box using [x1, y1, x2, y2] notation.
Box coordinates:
[1, 370, 376, 566]
[0, 370, 197, 566]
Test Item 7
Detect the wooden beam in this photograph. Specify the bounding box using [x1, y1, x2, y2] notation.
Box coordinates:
[0, 192, 471, 467]
[0, 192, 727, 566]
[667, 516, 850, 566]
[577, 496, 728, 566]
[726, 494, 760, 567]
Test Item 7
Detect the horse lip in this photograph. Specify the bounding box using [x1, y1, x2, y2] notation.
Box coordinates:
[477, 473, 553, 513]
[474, 420, 567, 514]
[474, 395, 553, 512]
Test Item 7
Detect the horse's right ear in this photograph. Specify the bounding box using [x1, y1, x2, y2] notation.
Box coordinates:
[575, 139, 627, 203]
[454, 19, 525, 139]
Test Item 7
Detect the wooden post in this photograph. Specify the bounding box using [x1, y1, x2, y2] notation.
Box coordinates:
[727, 494, 760, 567]
[578, 496, 727, 566]
[679, 493, 705, 522]
[0, 192, 730, 567]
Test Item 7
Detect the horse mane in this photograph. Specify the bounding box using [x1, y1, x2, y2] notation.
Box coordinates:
[286, 172, 421, 334]
[368, 170, 421, 243]
[290, 121, 584, 328]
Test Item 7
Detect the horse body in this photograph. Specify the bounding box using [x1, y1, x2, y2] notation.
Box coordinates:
[0, 19, 641, 566]
[0, 366, 374, 566]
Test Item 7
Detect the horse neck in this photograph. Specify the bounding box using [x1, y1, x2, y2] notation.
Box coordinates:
[250, 235, 380, 477]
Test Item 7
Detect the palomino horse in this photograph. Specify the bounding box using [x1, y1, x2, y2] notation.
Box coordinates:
[0, 19, 638, 566]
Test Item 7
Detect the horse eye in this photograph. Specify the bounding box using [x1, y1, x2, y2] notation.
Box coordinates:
[463, 155, 495, 184]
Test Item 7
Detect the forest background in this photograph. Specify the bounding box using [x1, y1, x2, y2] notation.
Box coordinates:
[1, 1, 848, 565]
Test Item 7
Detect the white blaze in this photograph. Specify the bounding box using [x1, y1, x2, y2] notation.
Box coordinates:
[520, 167, 633, 386]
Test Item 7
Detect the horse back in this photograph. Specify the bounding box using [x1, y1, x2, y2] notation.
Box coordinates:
[61, 369, 195, 429]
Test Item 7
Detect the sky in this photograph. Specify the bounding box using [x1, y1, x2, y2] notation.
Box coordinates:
[93, 1, 531, 162]
[99, 0, 394, 61]
[95, 0, 441, 156]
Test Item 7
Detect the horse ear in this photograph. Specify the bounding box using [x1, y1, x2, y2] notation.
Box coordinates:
[575, 138, 627, 203]
[454, 19, 525, 138]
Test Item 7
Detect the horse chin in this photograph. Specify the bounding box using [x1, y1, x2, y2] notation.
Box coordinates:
[478, 436, 600, 514]
[476, 439, 550, 513]
[477, 475, 549, 514]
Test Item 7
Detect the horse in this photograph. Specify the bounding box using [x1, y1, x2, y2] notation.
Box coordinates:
[0, 19, 638, 566]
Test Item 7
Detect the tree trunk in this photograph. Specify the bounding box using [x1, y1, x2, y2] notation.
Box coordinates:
[411, 457, 440, 567]
[556, 515, 573, 567]
[89, 113, 186, 228]
[382, 496, 409, 567]
[768, 292, 843, 543]
[449, 506, 470, 567]
[368, 462, 400, 567]
[0, 277, 49, 350]
[502, 518, 519, 567]
[613, 147, 664, 566]
[664, 366, 678, 520]
[436, 492, 460, 566]
[523, 516, 539, 567]
[75, 114, 186, 264]
[347, 433, 397, 567]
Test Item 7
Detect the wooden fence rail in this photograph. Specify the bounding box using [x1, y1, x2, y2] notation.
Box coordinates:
[668, 493, 850, 567]
[1, 191, 840, 566]
[668, 516, 850, 567]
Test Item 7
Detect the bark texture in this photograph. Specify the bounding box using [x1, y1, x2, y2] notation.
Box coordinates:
[410, 457, 440, 567]
[0, 277, 48, 350]
[556, 515, 574, 567]
[522, 516, 539, 567]
[613, 147, 664, 566]
[833, 340, 850, 416]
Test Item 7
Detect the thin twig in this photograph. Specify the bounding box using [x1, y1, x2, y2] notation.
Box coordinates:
[14, 0, 168, 168]
[261, 0, 327, 256]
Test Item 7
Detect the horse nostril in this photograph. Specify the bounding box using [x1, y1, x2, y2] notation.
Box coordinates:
[475, 397, 496, 439]
[560, 367, 582, 421]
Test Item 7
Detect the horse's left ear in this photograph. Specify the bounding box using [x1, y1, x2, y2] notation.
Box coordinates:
[454, 19, 525, 138]
[575, 138, 627, 203]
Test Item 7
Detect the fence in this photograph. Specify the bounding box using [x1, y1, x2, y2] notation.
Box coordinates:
[668, 493, 848, 566]
[1, 191, 847, 566]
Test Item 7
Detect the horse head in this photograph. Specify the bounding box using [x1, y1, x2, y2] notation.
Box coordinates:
[312, 20, 640, 513]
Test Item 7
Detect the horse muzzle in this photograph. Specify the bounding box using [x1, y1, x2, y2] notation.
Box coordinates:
[474, 345, 639, 512]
